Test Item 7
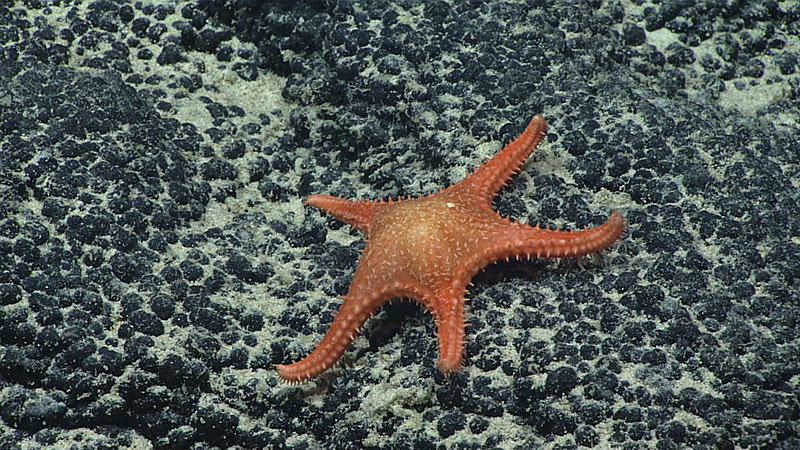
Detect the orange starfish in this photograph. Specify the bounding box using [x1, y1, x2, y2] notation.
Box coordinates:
[276, 115, 626, 382]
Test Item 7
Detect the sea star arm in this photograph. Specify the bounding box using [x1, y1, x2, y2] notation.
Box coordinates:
[305, 194, 382, 233]
[444, 115, 546, 204]
[432, 287, 468, 375]
[502, 210, 627, 260]
[449, 211, 627, 289]
[276, 281, 437, 383]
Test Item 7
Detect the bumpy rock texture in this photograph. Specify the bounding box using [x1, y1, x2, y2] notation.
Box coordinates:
[1, 1, 798, 448]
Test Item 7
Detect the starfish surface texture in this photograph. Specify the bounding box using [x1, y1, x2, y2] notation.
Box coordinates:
[277, 115, 626, 382]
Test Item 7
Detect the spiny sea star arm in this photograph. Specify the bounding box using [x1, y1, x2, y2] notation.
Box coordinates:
[442, 211, 627, 302]
[432, 288, 468, 376]
[446, 115, 546, 203]
[276, 281, 436, 383]
[494, 210, 627, 262]
[305, 194, 382, 233]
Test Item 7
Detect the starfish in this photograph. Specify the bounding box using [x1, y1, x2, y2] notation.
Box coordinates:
[276, 115, 626, 382]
